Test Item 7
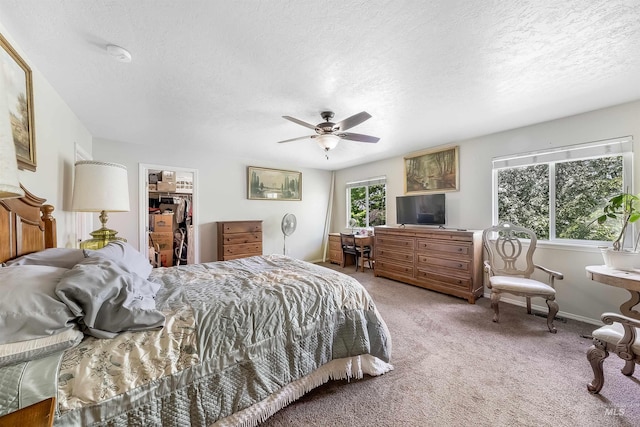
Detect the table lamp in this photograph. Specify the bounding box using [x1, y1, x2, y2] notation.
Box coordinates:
[71, 160, 130, 249]
[0, 65, 24, 200]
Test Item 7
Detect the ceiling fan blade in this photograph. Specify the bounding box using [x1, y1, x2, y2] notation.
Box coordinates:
[277, 135, 314, 144]
[338, 132, 380, 143]
[334, 111, 372, 131]
[282, 116, 317, 130]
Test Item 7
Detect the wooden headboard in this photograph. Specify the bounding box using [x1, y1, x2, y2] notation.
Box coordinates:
[0, 185, 57, 263]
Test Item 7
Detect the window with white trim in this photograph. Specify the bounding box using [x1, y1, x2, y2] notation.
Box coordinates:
[346, 177, 387, 228]
[492, 137, 633, 244]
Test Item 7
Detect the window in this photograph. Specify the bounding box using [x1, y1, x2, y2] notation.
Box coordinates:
[493, 137, 633, 244]
[346, 177, 387, 228]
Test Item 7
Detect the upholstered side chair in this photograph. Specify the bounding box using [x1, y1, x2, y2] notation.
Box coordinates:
[482, 223, 564, 333]
[587, 312, 640, 393]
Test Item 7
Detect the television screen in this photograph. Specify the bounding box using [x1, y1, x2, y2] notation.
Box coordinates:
[396, 194, 446, 225]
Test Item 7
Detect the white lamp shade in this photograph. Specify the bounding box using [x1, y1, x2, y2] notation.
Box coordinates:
[316, 134, 340, 151]
[0, 64, 24, 199]
[71, 160, 130, 212]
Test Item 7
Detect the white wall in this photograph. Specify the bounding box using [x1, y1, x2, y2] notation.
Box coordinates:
[5, 15, 639, 324]
[0, 21, 92, 248]
[333, 100, 640, 324]
[93, 138, 332, 263]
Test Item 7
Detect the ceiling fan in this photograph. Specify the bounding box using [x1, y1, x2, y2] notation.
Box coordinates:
[277, 111, 379, 157]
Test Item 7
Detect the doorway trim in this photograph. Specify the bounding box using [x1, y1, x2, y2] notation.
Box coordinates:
[138, 163, 199, 264]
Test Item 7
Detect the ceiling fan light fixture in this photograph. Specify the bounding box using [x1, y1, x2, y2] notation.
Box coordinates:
[316, 134, 340, 151]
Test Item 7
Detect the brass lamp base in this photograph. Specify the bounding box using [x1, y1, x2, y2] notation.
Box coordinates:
[79, 227, 127, 250]
[79, 210, 127, 250]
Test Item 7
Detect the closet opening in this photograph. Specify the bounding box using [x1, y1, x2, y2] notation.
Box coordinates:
[139, 164, 198, 267]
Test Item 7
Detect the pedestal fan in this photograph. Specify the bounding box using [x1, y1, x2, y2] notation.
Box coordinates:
[281, 213, 297, 255]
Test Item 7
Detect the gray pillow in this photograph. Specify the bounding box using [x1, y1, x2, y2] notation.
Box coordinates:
[84, 241, 153, 279]
[56, 257, 165, 339]
[4, 248, 85, 269]
[0, 328, 83, 367]
[0, 266, 77, 345]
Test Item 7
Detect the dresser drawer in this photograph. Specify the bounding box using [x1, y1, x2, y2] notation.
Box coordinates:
[416, 240, 471, 257]
[375, 236, 414, 250]
[416, 254, 471, 273]
[223, 242, 262, 257]
[416, 268, 471, 290]
[222, 222, 262, 234]
[223, 232, 262, 245]
[329, 240, 342, 251]
[376, 248, 414, 264]
[375, 259, 414, 278]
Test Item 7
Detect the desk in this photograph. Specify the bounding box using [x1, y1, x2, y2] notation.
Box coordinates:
[585, 265, 640, 320]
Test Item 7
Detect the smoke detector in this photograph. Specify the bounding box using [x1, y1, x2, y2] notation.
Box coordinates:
[106, 44, 132, 63]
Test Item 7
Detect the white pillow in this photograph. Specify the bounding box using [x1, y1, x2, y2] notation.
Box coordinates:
[4, 248, 85, 269]
[84, 241, 153, 279]
[0, 328, 83, 367]
[0, 266, 77, 345]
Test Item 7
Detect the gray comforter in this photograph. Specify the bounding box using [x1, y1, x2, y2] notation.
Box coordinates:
[2, 255, 392, 426]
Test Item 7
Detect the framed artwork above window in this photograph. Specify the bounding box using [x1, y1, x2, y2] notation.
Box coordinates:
[404, 146, 459, 194]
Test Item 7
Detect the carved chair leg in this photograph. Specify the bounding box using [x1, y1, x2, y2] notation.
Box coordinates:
[526, 297, 532, 314]
[587, 340, 609, 394]
[490, 291, 501, 323]
[622, 360, 636, 376]
[546, 298, 559, 334]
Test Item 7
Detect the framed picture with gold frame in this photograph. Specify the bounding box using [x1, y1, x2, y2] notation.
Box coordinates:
[247, 166, 302, 200]
[404, 146, 459, 194]
[0, 33, 36, 171]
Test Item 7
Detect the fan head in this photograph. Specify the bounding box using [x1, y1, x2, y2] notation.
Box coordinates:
[281, 213, 297, 237]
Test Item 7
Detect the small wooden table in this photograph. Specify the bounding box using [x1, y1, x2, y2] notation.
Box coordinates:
[585, 265, 640, 320]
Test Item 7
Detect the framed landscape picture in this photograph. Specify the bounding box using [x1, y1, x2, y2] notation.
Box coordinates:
[248, 166, 302, 201]
[0, 33, 36, 171]
[404, 146, 459, 194]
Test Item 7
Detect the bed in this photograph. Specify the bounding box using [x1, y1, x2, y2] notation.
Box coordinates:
[0, 188, 393, 426]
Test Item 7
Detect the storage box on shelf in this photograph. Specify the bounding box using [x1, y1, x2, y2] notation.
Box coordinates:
[150, 213, 175, 233]
[161, 170, 176, 182]
[374, 226, 483, 303]
[156, 181, 177, 192]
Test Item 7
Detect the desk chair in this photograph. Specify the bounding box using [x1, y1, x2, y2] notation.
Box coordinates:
[340, 233, 372, 271]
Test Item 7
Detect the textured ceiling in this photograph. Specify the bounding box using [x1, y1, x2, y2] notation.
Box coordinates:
[1, 1, 639, 170]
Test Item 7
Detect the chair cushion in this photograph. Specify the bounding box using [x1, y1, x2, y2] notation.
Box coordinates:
[592, 322, 640, 354]
[489, 276, 556, 295]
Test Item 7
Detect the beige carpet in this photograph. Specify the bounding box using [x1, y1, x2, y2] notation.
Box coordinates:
[260, 263, 640, 427]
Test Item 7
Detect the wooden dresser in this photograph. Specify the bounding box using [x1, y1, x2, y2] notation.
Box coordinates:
[217, 220, 262, 261]
[328, 233, 343, 265]
[374, 226, 483, 303]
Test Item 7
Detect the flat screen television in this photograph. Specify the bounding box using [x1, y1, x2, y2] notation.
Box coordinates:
[396, 194, 446, 225]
